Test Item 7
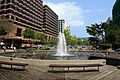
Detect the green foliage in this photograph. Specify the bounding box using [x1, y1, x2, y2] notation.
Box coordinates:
[64, 28, 77, 45]
[86, 22, 110, 48]
[22, 28, 34, 39]
[86, 23, 101, 47]
[77, 38, 89, 45]
[86, 18, 120, 50]
[64, 27, 71, 45]
[64, 26, 89, 45]
[86, 23, 108, 38]
[47, 40, 57, 46]
[33, 32, 46, 41]
[22, 28, 47, 44]
[86, 23, 100, 37]
[106, 26, 120, 49]
[88, 37, 99, 48]
[99, 44, 112, 50]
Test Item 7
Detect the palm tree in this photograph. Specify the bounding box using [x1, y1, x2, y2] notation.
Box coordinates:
[86, 23, 102, 47]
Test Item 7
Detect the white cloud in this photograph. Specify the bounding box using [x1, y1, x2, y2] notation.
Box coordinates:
[44, 1, 88, 27]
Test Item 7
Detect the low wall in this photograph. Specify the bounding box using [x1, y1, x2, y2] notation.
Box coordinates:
[89, 56, 120, 66]
[0, 56, 106, 66]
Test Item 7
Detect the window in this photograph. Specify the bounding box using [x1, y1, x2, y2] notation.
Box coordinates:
[6, 0, 11, 3]
[1, 0, 5, 4]
[16, 28, 22, 36]
[5, 15, 10, 19]
[16, 17, 19, 21]
[5, 9, 13, 14]
[1, 5, 5, 9]
[6, 4, 11, 8]
[0, 10, 4, 15]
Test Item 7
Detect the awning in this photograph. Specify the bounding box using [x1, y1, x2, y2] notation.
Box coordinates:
[4, 36, 24, 40]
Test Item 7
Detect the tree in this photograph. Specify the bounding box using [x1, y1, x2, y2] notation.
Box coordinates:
[64, 26, 88, 46]
[86, 23, 102, 47]
[99, 22, 108, 42]
[78, 38, 89, 45]
[34, 31, 46, 41]
[105, 25, 120, 49]
[22, 28, 34, 39]
[64, 27, 71, 45]
[86, 22, 110, 48]
[86, 23, 101, 37]
[47, 39, 57, 46]
[86, 19, 120, 50]
[70, 35, 78, 45]
[22, 28, 48, 44]
[88, 37, 99, 48]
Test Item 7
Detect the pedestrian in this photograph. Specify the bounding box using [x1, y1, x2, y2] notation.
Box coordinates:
[3, 46, 6, 52]
[13, 47, 16, 51]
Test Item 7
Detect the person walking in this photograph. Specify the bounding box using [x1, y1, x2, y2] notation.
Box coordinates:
[3, 46, 6, 52]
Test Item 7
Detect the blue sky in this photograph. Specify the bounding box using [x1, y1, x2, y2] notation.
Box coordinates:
[44, 0, 116, 38]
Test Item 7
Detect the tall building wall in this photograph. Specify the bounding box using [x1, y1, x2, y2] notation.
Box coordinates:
[0, 0, 44, 36]
[58, 19, 65, 33]
[0, 0, 59, 46]
[43, 5, 58, 38]
[112, 0, 120, 26]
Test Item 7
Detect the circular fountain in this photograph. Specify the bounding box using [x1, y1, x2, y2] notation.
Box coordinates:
[32, 32, 89, 60]
[51, 32, 80, 60]
[2, 32, 89, 60]
[54, 32, 73, 57]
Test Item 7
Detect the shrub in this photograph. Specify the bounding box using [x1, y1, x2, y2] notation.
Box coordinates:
[99, 44, 112, 50]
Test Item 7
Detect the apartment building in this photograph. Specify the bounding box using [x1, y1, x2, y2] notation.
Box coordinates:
[58, 19, 65, 33]
[43, 5, 58, 40]
[112, 0, 120, 26]
[0, 0, 44, 48]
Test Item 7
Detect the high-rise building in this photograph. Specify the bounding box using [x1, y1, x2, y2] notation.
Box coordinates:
[58, 19, 65, 33]
[0, 0, 59, 48]
[43, 5, 58, 40]
[0, 0, 43, 33]
[0, 0, 44, 48]
[112, 0, 120, 26]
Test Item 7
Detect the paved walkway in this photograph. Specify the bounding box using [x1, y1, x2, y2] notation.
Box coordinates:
[0, 57, 119, 80]
[0, 63, 119, 80]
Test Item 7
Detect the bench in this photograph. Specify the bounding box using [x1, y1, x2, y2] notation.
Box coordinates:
[49, 64, 104, 71]
[0, 61, 28, 70]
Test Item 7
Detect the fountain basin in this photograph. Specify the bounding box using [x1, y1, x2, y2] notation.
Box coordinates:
[54, 53, 75, 57]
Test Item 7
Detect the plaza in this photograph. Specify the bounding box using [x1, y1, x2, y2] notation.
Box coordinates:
[0, 0, 120, 80]
[0, 56, 110, 80]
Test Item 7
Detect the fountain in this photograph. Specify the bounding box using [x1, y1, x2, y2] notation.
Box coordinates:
[51, 31, 89, 60]
[52, 32, 76, 60]
[55, 32, 69, 56]
[4, 32, 89, 60]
